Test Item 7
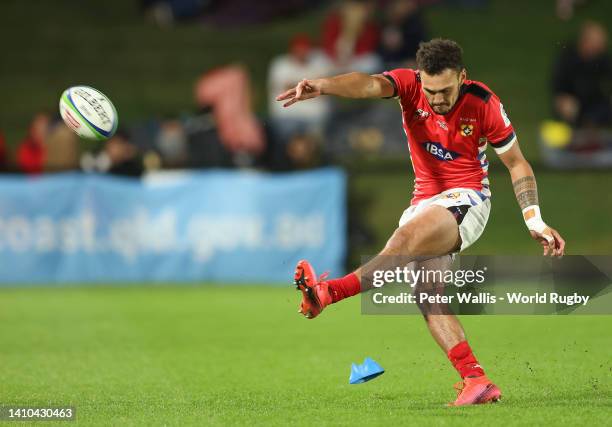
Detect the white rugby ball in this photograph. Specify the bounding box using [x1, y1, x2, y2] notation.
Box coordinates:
[59, 86, 118, 140]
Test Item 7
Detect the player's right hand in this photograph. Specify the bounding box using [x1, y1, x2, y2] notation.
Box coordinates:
[530, 226, 565, 257]
[276, 79, 322, 108]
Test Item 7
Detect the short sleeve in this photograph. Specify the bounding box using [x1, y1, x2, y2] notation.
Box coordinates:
[484, 96, 517, 155]
[382, 68, 419, 103]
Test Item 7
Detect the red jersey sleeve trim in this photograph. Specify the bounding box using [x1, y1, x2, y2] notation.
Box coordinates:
[489, 131, 516, 147]
[382, 72, 398, 99]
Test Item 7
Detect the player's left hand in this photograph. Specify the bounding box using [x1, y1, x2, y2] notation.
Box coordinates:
[276, 78, 322, 108]
[530, 226, 565, 257]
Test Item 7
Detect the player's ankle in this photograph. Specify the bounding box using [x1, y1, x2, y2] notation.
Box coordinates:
[462, 365, 486, 378]
[328, 272, 361, 303]
[448, 341, 485, 379]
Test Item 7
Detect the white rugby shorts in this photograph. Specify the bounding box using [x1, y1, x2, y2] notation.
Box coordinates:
[398, 188, 491, 252]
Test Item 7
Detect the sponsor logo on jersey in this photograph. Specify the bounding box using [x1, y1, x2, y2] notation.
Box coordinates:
[421, 141, 460, 161]
[460, 124, 474, 136]
[414, 108, 430, 120]
[436, 119, 448, 131]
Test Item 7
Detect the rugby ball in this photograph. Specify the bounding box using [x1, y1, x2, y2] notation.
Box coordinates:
[59, 86, 118, 140]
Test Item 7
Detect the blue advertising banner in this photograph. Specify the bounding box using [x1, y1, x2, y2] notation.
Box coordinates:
[0, 169, 346, 284]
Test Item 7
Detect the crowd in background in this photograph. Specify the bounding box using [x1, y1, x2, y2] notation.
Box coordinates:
[0, 0, 610, 176]
[552, 21, 611, 128]
[545, 20, 612, 167]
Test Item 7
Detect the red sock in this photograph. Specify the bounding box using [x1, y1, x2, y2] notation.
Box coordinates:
[327, 273, 361, 303]
[447, 341, 485, 378]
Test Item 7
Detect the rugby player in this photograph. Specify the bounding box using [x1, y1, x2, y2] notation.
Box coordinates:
[276, 38, 566, 406]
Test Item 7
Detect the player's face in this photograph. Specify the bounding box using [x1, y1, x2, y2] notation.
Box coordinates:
[421, 68, 466, 114]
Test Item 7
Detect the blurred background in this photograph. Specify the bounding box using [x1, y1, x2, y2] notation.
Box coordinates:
[0, 0, 611, 284]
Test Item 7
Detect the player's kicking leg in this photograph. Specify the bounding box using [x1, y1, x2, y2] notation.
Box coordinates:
[294, 204, 459, 319]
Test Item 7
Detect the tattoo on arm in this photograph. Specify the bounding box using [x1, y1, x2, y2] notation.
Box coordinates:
[513, 176, 538, 209]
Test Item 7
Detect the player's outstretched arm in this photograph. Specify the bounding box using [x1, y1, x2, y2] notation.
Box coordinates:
[276, 73, 394, 108]
[497, 141, 566, 257]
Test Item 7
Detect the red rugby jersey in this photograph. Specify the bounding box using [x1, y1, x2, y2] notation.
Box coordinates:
[383, 68, 516, 204]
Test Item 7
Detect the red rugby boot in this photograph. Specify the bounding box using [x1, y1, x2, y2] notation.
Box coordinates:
[450, 375, 502, 406]
[293, 260, 332, 319]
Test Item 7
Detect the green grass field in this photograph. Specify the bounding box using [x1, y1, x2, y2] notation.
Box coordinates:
[1, 285, 610, 426]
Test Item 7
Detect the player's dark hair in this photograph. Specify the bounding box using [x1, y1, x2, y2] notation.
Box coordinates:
[416, 38, 464, 75]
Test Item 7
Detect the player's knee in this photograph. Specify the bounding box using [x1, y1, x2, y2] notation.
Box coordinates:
[392, 223, 424, 254]
[385, 224, 414, 254]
